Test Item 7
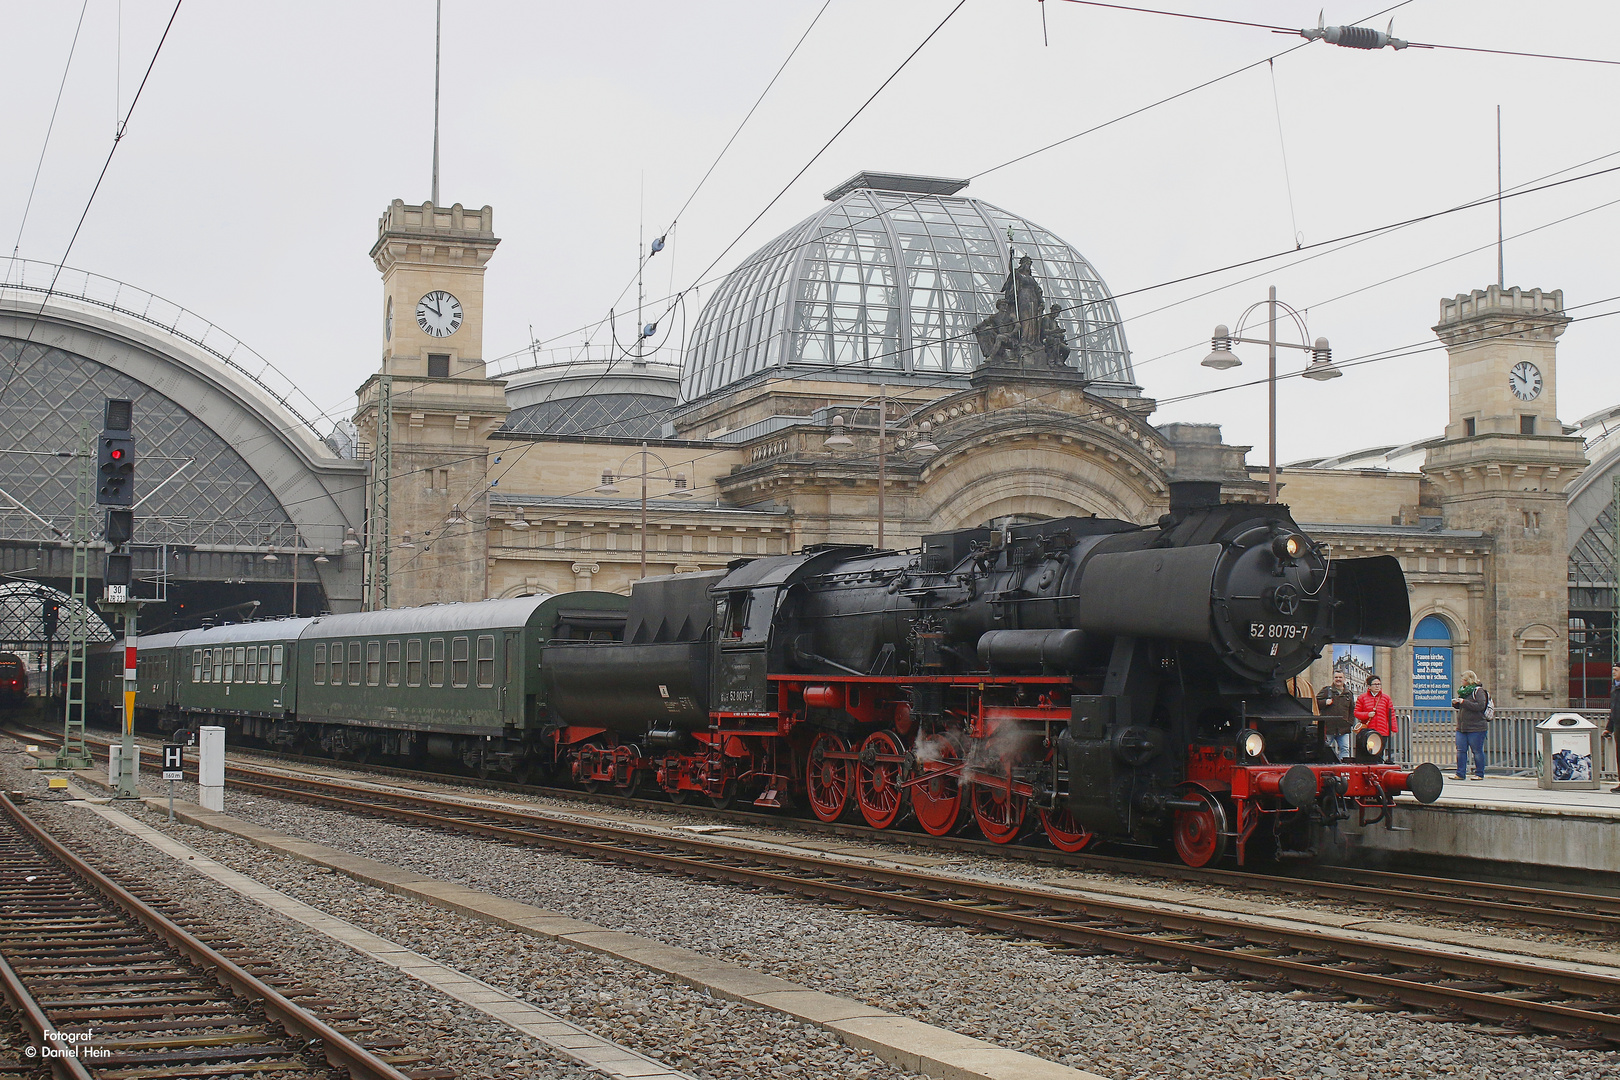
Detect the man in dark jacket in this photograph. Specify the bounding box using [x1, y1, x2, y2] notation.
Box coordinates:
[1316, 671, 1354, 760]
[1607, 665, 1620, 794]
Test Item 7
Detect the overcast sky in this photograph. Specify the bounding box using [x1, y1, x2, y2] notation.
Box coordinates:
[4, 1, 1617, 468]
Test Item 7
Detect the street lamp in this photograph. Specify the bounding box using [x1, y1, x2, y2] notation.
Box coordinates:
[1202, 285, 1340, 503]
[822, 384, 941, 549]
[595, 442, 693, 579]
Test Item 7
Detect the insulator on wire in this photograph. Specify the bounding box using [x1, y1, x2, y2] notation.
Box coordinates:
[1300, 14, 1408, 51]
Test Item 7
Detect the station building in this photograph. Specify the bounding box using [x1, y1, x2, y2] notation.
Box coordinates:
[0, 172, 1609, 710]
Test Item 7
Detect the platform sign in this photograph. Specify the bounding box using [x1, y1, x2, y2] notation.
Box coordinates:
[1412, 646, 1453, 708]
[161, 744, 184, 781]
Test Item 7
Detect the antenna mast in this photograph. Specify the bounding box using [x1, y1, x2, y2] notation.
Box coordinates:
[1496, 104, 1504, 289]
[432, 0, 441, 205]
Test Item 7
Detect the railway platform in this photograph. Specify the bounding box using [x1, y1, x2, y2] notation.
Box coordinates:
[1341, 773, 1620, 877]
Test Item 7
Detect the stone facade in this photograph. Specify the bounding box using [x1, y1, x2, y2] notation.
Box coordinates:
[353, 200, 506, 610]
[350, 193, 1585, 710]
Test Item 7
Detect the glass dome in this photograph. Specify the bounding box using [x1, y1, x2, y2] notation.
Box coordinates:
[681, 172, 1136, 403]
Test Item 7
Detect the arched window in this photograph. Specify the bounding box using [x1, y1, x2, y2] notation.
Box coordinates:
[1413, 615, 1452, 643]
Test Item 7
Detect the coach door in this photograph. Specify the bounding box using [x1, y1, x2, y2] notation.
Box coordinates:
[501, 632, 521, 726]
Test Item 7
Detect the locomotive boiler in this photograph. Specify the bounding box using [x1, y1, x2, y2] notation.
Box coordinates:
[543, 485, 1443, 865]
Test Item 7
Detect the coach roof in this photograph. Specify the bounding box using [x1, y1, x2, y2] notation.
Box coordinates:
[301, 595, 562, 639]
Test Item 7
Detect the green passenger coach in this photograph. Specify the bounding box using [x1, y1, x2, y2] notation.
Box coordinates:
[119, 593, 627, 779]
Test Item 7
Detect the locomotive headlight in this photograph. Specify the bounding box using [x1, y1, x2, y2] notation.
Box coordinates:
[1356, 727, 1384, 760]
[1272, 533, 1305, 561]
[1240, 729, 1266, 760]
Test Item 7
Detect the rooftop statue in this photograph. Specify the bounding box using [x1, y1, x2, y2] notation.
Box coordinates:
[977, 255, 1073, 369]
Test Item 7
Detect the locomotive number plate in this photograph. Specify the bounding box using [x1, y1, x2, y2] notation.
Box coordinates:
[1249, 622, 1306, 641]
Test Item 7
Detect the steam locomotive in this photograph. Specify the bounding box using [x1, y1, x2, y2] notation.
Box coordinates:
[543, 485, 1441, 865]
[105, 488, 1441, 867]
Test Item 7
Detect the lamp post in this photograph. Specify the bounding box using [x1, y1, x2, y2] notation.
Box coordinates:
[596, 442, 693, 578]
[1202, 286, 1341, 503]
[823, 384, 940, 549]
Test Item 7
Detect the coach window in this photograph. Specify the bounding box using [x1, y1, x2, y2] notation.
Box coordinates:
[271, 645, 284, 684]
[259, 646, 270, 683]
[193, 649, 203, 683]
[235, 647, 247, 682]
[213, 649, 224, 683]
[406, 639, 422, 686]
[451, 636, 469, 688]
[245, 648, 258, 684]
[347, 641, 361, 685]
[366, 641, 381, 686]
[331, 641, 344, 684]
[428, 638, 445, 687]
[476, 635, 495, 688]
[314, 644, 326, 683]
[223, 648, 234, 683]
[386, 640, 401, 686]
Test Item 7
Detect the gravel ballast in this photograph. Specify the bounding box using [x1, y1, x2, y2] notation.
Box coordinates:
[19, 747, 1613, 1080]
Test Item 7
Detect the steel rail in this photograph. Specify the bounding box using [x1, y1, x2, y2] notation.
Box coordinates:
[0, 949, 94, 1080]
[16, 719, 1620, 935]
[0, 792, 415, 1079]
[222, 768, 1620, 1046]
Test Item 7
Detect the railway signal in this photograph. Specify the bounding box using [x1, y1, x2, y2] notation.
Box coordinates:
[97, 400, 135, 507]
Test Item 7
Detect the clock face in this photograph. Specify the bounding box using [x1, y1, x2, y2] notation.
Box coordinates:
[416, 290, 463, 338]
[1509, 361, 1543, 401]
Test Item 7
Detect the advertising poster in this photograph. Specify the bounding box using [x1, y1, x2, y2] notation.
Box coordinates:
[1411, 646, 1453, 708]
[1550, 732, 1593, 782]
[1332, 644, 1375, 696]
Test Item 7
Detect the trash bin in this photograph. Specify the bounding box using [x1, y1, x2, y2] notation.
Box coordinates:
[1536, 713, 1600, 790]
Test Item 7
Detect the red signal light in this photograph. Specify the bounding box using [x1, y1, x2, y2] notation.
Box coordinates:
[110, 448, 124, 460]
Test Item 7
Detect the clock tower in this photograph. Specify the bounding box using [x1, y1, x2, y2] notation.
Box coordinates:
[354, 200, 509, 608]
[1422, 285, 1588, 705]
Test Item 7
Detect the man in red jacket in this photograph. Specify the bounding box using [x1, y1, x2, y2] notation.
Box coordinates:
[1355, 675, 1396, 762]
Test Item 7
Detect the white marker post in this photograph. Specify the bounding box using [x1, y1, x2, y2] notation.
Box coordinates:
[198, 726, 225, 812]
[161, 743, 183, 821]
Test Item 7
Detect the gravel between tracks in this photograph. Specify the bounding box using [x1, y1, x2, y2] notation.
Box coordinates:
[11, 733, 1620, 1078]
[35, 763, 1615, 1080]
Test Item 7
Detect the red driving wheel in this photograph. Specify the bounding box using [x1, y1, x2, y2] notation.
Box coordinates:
[1038, 804, 1093, 853]
[1172, 789, 1229, 867]
[805, 731, 850, 822]
[972, 759, 1029, 844]
[910, 735, 965, 837]
[855, 730, 905, 829]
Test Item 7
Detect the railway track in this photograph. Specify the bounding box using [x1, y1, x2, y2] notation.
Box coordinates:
[206, 764, 1620, 1048]
[0, 790, 437, 1079]
[13, 719, 1620, 940]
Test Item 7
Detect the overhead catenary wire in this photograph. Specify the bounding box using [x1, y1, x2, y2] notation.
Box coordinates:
[1053, 0, 1620, 67]
[9, 0, 90, 263]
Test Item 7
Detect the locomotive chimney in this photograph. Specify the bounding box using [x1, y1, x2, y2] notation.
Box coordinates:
[1168, 480, 1222, 512]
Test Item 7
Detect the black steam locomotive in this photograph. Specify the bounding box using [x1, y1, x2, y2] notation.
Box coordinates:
[544, 487, 1442, 866]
